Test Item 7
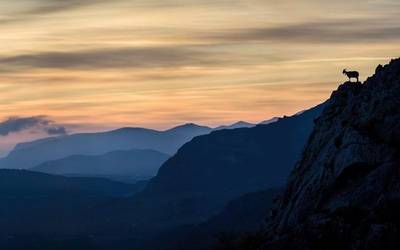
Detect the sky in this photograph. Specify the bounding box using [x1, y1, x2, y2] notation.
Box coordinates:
[0, 0, 399, 155]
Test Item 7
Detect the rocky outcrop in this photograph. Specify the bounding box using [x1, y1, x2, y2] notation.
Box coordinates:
[266, 58, 400, 249]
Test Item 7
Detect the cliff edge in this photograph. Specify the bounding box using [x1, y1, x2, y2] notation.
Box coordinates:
[267, 58, 400, 250]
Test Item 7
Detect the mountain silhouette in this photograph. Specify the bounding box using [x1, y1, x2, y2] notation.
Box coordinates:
[0, 169, 143, 236]
[260, 117, 280, 125]
[0, 124, 211, 169]
[2, 58, 399, 250]
[142, 103, 325, 207]
[145, 188, 281, 250]
[30, 149, 170, 182]
[86, 102, 325, 238]
[261, 58, 400, 249]
[214, 121, 256, 130]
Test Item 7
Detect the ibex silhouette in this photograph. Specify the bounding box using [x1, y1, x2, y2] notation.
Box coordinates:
[343, 69, 359, 82]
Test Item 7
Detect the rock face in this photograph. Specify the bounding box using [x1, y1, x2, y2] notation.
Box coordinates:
[268, 58, 400, 249]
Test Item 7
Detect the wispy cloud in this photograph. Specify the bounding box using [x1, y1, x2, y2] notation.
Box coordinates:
[0, 0, 107, 24]
[0, 116, 67, 136]
[23, 0, 105, 15]
[0, 0, 240, 25]
[203, 19, 400, 44]
[0, 46, 232, 71]
[0, 0, 399, 144]
[45, 126, 67, 135]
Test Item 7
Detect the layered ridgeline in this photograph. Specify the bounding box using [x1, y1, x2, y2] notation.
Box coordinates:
[0, 169, 143, 236]
[142, 103, 324, 206]
[90, 103, 324, 235]
[214, 121, 256, 130]
[31, 149, 169, 182]
[214, 118, 279, 131]
[0, 123, 211, 169]
[0, 121, 268, 170]
[263, 59, 400, 249]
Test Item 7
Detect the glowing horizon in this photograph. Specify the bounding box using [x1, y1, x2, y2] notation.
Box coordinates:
[1, 0, 400, 153]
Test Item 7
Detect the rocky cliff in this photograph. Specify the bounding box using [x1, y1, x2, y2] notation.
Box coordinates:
[266, 58, 400, 249]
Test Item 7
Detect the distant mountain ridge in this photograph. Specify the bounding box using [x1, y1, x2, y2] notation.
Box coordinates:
[214, 117, 281, 130]
[260, 117, 280, 125]
[0, 118, 283, 170]
[30, 149, 170, 180]
[144, 103, 325, 197]
[87, 102, 326, 236]
[141, 103, 325, 212]
[214, 121, 256, 130]
[0, 124, 212, 169]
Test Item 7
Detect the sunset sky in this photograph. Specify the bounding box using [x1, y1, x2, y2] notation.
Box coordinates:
[0, 0, 399, 155]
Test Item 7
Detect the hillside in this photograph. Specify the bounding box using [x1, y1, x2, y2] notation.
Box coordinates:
[263, 59, 400, 249]
[0, 169, 142, 236]
[157, 188, 281, 250]
[87, 103, 325, 238]
[141, 103, 325, 215]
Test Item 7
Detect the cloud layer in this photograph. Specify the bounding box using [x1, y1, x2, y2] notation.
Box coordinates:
[0, 46, 225, 70]
[0, 116, 67, 136]
[208, 19, 400, 44]
[0, 0, 399, 145]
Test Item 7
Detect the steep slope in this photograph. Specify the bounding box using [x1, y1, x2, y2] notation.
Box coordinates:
[0, 169, 142, 235]
[266, 59, 400, 249]
[155, 188, 281, 250]
[143, 103, 324, 200]
[31, 149, 169, 180]
[118, 103, 325, 227]
[0, 123, 211, 169]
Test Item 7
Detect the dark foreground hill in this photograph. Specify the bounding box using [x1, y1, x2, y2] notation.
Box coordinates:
[31, 149, 170, 182]
[143, 188, 281, 250]
[253, 59, 400, 249]
[140, 103, 324, 216]
[0, 169, 142, 236]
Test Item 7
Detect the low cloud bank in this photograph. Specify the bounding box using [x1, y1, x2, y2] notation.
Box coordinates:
[0, 116, 67, 136]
